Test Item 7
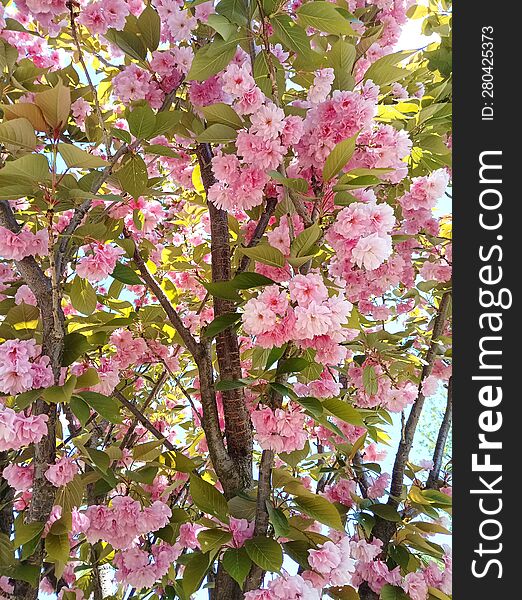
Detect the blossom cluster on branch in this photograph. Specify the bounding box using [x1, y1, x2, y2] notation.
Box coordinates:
[0, 0, 452, 599]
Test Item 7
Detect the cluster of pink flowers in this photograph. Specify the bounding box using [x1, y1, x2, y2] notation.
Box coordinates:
[14, 284, 37, 306]
[307, 538, 355, 587]
[367, 473, 391, 499]
[307, 68, 335, 105]
[110, 329, 148, 369]
[150, 51, 183, 92]
[208, 151, 269, 211]
[2, 463, 34, 491]
[324, 478, 357, 507]
[77, 0, 130, 36]
[420, 258, 452, 283]
[221, 62, 265, 115]
[251, 404, 307, 453]
[208, 63, 304, 211]
[76, 243, 124, 282]
[352, 551, 401, 594]
[242, 274, 353, 365]
[45, 456, 79, 487]
[326, 197, 396, 274]
[162, 6, 197, 43]
[347, 362, 418, 412]
[244, 574, 320, 600]
[0, 339, 54, 395]
[0, 406, 48, 451]
[114, 542, 180, 589]
[112, 64, 164, 109]
[294, 369, 341, 399]
[81, 496, 172, 549]
[398, 169, 449, 234]
[17, 0, 68, 32]
[229, 517, 254, 547]
[295, 81, 379, 172]
[71, 97, 92, 129]
[0, 226, 48, 261]
[348, 123, 413, 183]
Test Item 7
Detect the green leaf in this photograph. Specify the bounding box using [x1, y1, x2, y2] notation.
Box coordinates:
[127, 105, 157, 140]
[216, 0, 249, 27]
[202, 103, 243, 129]
[363, 50, 415, 86]
[0, 563, 39, 587]
[322, 397, 364, 426]
[144, 144, 180, 158]
[222, 547, 252, 587]
[70, 276, 97, 316]
[14, 389, 41, 411]
[137, 4, 161, 51]
[0, 154, 50, 181]
[111, 262, 142, 285]
[272, 14, 313, 59]
[116, 154, 148, 198]
[0, 533, 14, 567]
[198, 528, 233, 553]
[294, 494, 344, 530]
[70, 396, 90, 427]
[5, 302, 39, 330]
[183, 551, 211, 596]
[368, 504, 402, 522]
[297, 2, 357, 35]
[215, 378, 249, 391]
[244, 536, 283, 572]
[126, 465, 158, 484]
[105, 29, 147, 61]
[197, 123, 238, 143]
[34, 80, 71, 130]
[238, 244, 285, 267]
[295, 396, 324, 418]
[75, 367, 99, 388]
[58, 144, 108, 168]
[323, 134, 357, 181]
[62, 332, 90, 367]
[85, 447, 111, 473]
[132, 438, 165, 461]
[363, 365, 379, 396]
[207, 13, 238, 41]
[266, 503, 291, 538]
[204, 312, 242, 338]
[277, 357, 309, 375]
[0, 117, 37, 150]
[380, 584, 410, 600]
[187, 36, 239, 81]
[280, 440, 310, 468]
[331, 586, 361, 600]
[0, 175, 35, 199]
[329, 39, 356, 90]
[81, 391, 123, 424]
[202, 280, 242, 302]
[45, 533, 70, 563]
[189, 474, 229, 522]
[291, 222, 322, 257]
[268, 170, 309, 193]
[231, 272, 275, 289]
[42, 376, 77, 404]
[13, 519, 45, 548]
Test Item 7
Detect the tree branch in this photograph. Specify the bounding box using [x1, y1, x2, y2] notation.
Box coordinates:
[130, 238, 201, 358]
[426, 376, 452, 489]
[113, 389, 176, 452]
[196, 143, 253, 491]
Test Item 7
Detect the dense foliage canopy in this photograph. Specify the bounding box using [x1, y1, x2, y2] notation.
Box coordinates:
[0, 0, 452, 599]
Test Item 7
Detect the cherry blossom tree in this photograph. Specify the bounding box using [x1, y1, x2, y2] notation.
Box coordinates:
[0, 0, 452, 599]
